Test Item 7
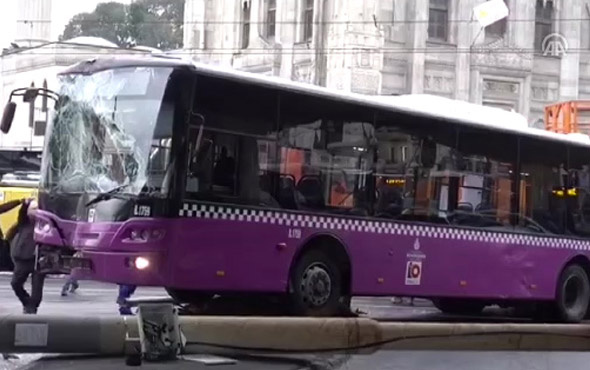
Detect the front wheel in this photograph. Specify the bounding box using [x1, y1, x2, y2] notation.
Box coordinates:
[554, 264, 590, 323]
[289, 250, 349, 316]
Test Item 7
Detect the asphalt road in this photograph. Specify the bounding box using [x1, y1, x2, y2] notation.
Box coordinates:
[0, 275, 439, 319]
[2, 276, 590, 370]
[0, 275, 437, 370]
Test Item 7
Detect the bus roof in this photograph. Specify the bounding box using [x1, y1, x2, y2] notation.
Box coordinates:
[63, 55, 590, 148]
[189, 61, 590, 148]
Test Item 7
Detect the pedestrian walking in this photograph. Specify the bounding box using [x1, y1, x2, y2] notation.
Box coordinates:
[8, 199, 44, 314]
[117, 284, 137, 315]
[61, 275, 79, 296]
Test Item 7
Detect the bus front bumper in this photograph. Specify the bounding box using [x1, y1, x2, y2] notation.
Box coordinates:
[71, 250, 167, 286]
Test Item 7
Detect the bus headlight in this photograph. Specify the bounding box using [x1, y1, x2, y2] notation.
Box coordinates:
[128, 228, 165, 242]
[35, 219, 52, 233]
[134, 257, 150, 270]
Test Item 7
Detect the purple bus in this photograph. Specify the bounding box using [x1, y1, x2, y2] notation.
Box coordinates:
[3, 56, 590, 321]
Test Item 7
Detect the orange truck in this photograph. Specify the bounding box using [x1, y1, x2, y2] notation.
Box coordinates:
[545, 100, 590, 135]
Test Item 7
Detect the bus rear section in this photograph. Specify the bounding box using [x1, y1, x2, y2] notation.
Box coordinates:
[158, 68, 590, 322]
[15, 57, 590, 322]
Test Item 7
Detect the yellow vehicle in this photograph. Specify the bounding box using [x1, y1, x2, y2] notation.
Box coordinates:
[0, 172, 38, 271]
[0, 172, 39, 233]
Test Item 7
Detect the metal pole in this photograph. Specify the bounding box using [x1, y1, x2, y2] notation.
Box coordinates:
[1, 315, 590, 355]
[0, 315, 131, 355]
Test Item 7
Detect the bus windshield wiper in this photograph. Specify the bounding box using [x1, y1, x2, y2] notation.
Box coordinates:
[85, 184, 131, 207]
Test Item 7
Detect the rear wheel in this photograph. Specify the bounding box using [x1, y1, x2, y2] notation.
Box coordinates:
[165, 288, 212, 306]
[289, 249, 349, 316]
[433, 298, 485, 315]
[554, 264, 590, 323]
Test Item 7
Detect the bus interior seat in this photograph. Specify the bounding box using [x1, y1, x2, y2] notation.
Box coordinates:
[297, 176, 325, 208]
[457, 202, 474, 212]
[278, 176, 298, 209]
[259, 173, 272, 193]
[258, 173, 280, 207]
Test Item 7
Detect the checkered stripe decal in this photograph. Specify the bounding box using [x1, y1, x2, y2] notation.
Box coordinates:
[179, 203, 590, 251]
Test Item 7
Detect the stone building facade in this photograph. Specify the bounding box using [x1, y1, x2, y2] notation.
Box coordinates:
[0, 0, 147, 150]
[183, 0, 590, 125]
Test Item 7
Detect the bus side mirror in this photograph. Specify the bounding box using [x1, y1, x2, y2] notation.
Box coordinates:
[1, 102, 17, 134]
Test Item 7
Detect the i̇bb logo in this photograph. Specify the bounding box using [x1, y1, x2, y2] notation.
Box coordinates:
[405, 261, 422, 286]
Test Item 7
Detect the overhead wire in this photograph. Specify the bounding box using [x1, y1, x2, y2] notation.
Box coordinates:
[5, 48, 590, 56]
[6, 14, 588, 58]
[14, 17, 590, 25]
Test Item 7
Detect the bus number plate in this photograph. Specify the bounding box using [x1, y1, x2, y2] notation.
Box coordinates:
[288, 228, 302, 239]
[134, 205, 152, 217]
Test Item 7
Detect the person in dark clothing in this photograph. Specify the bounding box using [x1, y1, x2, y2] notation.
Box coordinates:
[61, 275, 79, 296]
[8, 199, 44, 314]
[213, 147, 235, 188]
[117, 284, 137, 315]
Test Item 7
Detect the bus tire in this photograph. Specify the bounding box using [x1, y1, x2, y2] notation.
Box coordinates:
[554, 264, 590, 323]
[289, 249, 346, 317]
[433, 298, 485, 315]
[166, 288, 212, 305]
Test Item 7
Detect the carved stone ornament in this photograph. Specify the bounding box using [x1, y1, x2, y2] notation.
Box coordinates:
[471, 36, 533, 70]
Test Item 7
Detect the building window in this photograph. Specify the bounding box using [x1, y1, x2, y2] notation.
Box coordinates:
[485, 0, 508, 39]
[303, 0, 314, 42]
[241, 1, 251, 49]
[428, 0, 449, 41]
[34, 121, 46, 136]
[535, 0, 554, 52]
[381, 1, 395, 40]
[265, 0, 277, 39]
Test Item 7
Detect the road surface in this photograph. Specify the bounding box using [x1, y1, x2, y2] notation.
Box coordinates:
[0, 274, 436, 370]
[0, 275, 438, 319]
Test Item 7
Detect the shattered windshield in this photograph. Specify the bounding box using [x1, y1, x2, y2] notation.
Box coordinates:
[40, 67, 173, 195]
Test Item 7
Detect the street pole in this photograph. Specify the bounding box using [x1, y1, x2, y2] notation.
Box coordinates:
[1, 315, 590, 355]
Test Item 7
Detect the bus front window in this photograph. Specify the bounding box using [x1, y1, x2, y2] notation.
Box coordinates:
[40, 67, 173, 195]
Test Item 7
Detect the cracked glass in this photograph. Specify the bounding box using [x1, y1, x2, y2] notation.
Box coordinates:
[40, 66, 173, 195]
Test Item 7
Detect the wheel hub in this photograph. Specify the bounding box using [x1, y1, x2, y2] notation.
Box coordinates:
[300, 264, 332, 307]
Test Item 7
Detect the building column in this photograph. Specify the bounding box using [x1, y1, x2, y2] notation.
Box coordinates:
[558, 0, 581, 101]
[454, 0, 476, 101]
[278, 0, 296, 80]
[250, 0, 263, 46]
[510, 0, 536, 49]
[406, 0, 428, 94]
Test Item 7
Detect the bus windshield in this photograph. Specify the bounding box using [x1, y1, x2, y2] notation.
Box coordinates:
[40, 66, 173, 195]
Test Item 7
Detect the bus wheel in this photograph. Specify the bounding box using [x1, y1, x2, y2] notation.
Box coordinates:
[554, 264, 590, 323]
[289, 249, 346, 317]
[166, 288, 212, 306]
[433, 298, 485, 315]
